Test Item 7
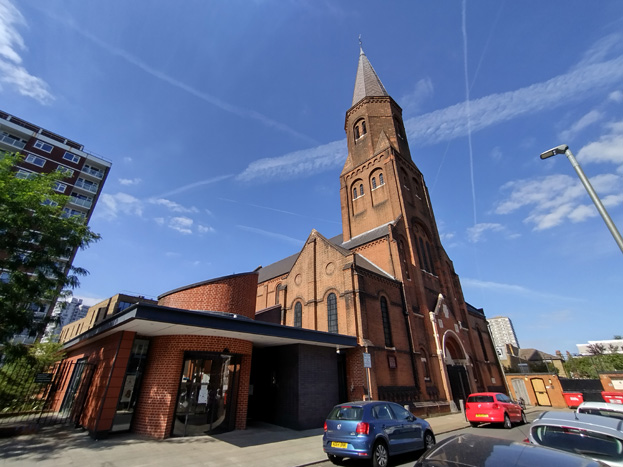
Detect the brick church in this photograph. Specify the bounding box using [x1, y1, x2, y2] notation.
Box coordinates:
[54, 47, 504, 440]
[254, 47, 504, 412]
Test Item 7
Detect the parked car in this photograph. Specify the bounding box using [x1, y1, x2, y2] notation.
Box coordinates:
[529, 410, 623, 466]
[465, 392, 527, 428]
[322, 400, 435, 467]
[414, 433, 609, 466]
[578, 401, 623, 421]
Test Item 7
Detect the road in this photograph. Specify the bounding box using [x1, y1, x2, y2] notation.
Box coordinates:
[318, 410, 544, 467]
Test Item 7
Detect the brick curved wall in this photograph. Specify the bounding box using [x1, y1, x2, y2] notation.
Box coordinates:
[133, 335, 253, 438]
[158, 272, 258, 319]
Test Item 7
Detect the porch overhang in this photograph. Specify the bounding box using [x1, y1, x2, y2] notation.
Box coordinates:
[62, 303, 358, 351]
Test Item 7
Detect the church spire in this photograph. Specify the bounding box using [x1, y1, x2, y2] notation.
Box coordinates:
[351, 46, 389, 107]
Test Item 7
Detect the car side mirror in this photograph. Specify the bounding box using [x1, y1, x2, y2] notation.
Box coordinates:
[407, 415, 415, 422]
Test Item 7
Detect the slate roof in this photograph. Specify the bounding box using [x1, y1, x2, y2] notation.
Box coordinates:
[257, 222, 397, 284]
[352, 47, 389, 106]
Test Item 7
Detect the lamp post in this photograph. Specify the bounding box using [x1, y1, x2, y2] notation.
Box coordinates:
[540, 144, 623, 254]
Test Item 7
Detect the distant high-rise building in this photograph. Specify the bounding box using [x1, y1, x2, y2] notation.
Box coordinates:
[0, 110, 111, 344]
[487, 316, 520, 349]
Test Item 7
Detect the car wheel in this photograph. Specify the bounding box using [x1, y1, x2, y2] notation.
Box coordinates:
[469, 421, 479, 428]
[372, 441, 389, 467]
[521, 411, 528, 425]
[327, 454, 343, 465]
[423, 431, 436, 450]
[503, 413, 512, 429]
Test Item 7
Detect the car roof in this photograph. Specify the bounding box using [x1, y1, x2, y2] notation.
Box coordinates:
[533, 410, 623, 435]
[421, 433, 607, 466]
[578, 401, 623, 412]
[468, 392, 503, 396]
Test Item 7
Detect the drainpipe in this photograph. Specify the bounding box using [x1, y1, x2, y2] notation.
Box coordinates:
[430, 295, 452, 408]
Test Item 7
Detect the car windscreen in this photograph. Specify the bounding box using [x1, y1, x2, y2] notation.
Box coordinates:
[467, 395, 494, 403]
[327, 406, 363, 421]
[578, 407, 623, 421]
[532, 425, 623, 462]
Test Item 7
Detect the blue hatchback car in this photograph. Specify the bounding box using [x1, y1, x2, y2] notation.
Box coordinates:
[322, 400, 435, 467]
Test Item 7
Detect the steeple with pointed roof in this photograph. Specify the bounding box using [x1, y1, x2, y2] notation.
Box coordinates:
[351, 47, 389, 106]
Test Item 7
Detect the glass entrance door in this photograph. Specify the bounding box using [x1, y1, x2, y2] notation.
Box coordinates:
[173, 352, 240, 437]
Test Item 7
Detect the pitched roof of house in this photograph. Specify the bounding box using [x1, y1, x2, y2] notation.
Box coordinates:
[352, 47, 389, 106]
[518, 348, 559, 361]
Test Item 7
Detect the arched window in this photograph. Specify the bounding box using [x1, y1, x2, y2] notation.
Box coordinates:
[327, 293, 338, 333]
[420, 348, 431, 380]
[294, 302, 302, 328]
[379, 173, 384, 185]
[359, 184, 364, 197]
[371, 177, 377, 189]
[381, 297, 393, 347]
[353, 187, 358, 199]
[354, 119, 367, 141]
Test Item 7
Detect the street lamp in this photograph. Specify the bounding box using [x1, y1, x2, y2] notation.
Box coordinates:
[540, 144, 623, 254]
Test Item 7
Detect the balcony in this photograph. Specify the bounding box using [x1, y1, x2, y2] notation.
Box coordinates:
[69, 196, 92, 209]
[82, 165, 104, 179]
[74, 178, 98, 194]
[0, 133, 26, 149]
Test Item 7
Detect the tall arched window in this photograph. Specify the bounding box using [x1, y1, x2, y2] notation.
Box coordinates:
[381, 297, 393, 347]
[353, 187, 358, 199]
[359, 184, 364, 197]
[294, 302, 302, 328]
[379, 173, 384, 185]
[371, 177, 377, 189]
[327, 293, 338, 333]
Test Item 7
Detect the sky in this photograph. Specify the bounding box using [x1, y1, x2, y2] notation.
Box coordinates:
[1, 0, 622, 356]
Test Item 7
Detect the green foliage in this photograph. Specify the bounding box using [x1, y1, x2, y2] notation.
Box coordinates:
[0, 151, 100, 344]
[0, 341, 66, 413]
[564, 353, 623, 378]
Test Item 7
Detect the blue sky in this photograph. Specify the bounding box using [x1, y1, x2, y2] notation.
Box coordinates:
[1, 0, 622, 356]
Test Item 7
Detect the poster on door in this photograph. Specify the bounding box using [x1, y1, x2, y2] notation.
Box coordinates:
[120, 375, 136, 403]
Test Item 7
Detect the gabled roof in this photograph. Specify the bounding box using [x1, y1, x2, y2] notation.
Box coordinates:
[257, 222, 398, 284]
[519, 348, 559, 361]
[352, 47, 389, 106]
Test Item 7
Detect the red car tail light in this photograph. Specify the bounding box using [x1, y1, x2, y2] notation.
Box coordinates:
[324, 421, 327, 431]
[492, 403, 499, 410]
[356, 422, 369, 435]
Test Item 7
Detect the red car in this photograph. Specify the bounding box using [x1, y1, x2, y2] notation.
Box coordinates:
[465, 392, 527, 428]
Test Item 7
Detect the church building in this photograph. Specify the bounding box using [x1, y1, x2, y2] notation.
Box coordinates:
[254, 47, 504, 412]
[52, 47, 504, 440]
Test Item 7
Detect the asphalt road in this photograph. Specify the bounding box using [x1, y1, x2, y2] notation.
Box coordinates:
[317, 410, 544, 467]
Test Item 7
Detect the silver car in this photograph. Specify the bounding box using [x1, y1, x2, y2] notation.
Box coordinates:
[578, 402, 623, 421]
[529, 411, 623, 466]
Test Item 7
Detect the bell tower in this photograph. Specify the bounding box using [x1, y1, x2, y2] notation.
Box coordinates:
[340, 47, 429, 244]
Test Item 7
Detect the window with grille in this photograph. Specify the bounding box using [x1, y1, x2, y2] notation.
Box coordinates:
[327, 293, 338, 333]
[294, 302, 302, 328]
[381, 297, 393, 347]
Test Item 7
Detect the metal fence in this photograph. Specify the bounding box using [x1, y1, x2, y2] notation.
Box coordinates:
[0, 359, 94, 432]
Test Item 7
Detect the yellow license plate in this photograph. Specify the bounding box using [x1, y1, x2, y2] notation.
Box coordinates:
[331, 442, 348, 449]
[475, 414, 488, 418]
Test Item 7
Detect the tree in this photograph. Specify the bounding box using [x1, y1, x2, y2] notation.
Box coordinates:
[0, 152, 100, 345]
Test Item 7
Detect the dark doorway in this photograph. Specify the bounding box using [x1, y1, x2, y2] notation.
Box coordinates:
[172, 352, 240, 437]
[447, 364, 471, 410]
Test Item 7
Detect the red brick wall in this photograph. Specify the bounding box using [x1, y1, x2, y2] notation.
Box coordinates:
[132, 335, 253, 439]
[159, 272, 258, 319]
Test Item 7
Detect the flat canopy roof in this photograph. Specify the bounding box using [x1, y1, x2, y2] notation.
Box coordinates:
[63, 303, 358, 351]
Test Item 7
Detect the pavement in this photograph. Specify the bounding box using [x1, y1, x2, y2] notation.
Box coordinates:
[0, 406, 547, 467]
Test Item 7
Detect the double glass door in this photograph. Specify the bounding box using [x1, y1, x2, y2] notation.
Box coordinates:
[173, 352, 240, 437]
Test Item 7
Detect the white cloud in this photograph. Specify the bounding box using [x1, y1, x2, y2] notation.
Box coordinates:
[466, 223, 505, 243]
[149, 198, 199, 214]
[236, 52, 623, 182]
[0, 0, 53, 104]
[577, 121, 623, 165]
[237, 225, 304, 246]
[461, 278, 582, 302]
[118, 177, 142, 186]
[609, 90, 623, 103]
[168, 216, 193, 235]
[495, 170, 622, 231]
[400, 77, 434, 114]
[198, 225, 215, 234]
[96, 192, 143, 220]
[559, 110, 602, 141]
